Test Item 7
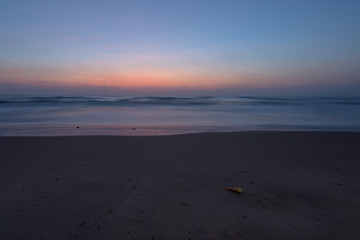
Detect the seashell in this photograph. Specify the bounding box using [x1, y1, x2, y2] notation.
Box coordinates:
[224, 187, 242, 193]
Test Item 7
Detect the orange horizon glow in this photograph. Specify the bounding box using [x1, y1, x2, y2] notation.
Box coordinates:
[1, 60, 358, 93]
[0, 65, 255, 89]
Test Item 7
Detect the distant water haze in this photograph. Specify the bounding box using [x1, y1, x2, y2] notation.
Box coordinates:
[0, 96, 359, 136]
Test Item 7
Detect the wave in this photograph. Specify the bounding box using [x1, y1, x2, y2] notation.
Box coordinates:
[0, 96, 359, 106]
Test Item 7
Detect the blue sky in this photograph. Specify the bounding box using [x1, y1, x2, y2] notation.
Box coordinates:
[0, 0, 359, 96]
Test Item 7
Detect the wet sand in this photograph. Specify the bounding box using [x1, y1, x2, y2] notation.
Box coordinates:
[1, 132, 360, 239]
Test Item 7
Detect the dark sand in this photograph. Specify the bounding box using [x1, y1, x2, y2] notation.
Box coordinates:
[1, 132, 360, 240]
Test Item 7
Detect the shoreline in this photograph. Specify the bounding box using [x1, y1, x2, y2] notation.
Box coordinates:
[1, 131, 360, 239]
[1, 124, 360, 136]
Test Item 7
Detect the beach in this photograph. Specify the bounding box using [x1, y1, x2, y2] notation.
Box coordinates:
[1, 131, 360, 240]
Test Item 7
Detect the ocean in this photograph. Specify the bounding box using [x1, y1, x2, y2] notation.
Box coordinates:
[0, 96, 359, 136]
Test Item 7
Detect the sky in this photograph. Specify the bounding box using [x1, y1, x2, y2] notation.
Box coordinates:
[0, 0, 359, 96]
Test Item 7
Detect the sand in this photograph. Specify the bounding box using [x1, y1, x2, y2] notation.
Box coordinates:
[1, 131, 360, 240]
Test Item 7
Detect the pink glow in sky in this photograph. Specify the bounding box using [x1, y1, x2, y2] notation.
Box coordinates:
[1, 0, 359, 96]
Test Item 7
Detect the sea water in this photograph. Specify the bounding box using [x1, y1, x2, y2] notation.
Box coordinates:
[0, 96, 359, 135]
